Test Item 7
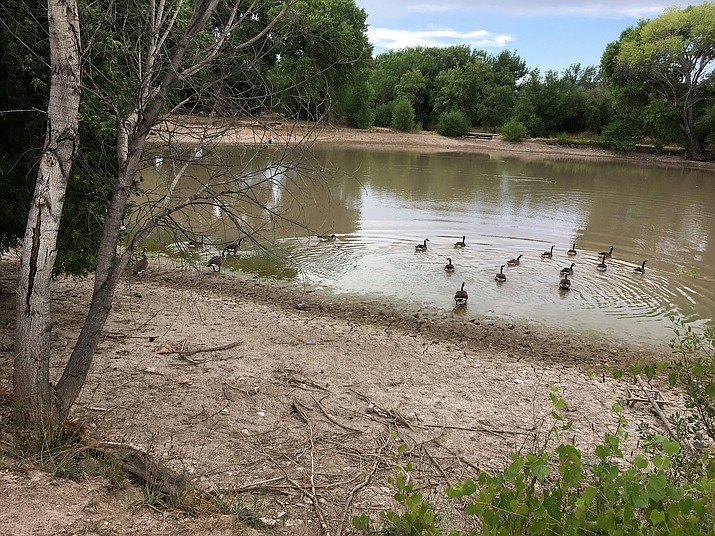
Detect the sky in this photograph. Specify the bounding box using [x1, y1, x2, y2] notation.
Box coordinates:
[353, 1, 710, 73]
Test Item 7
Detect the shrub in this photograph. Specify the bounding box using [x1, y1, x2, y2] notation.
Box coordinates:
[373, 102, 394, 128]
[436, 110, 470, 138]
[391, 99, 418, 132]
[601, 119, 639, 151]
[500, 118, 528, 141]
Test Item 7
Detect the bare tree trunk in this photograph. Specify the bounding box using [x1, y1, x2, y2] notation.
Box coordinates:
[682, 91, 706, 161]
[14, 0, 81, 422]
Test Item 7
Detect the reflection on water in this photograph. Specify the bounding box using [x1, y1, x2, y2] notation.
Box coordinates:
[139, 146, 715, 345]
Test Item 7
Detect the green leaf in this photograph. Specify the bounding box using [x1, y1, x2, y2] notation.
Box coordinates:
[649, 508, 665, 525]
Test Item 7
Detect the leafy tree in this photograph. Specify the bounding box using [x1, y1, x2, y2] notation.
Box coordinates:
[269, 0, 372, 120]
[606, 3, 715, 160]
[500, 118, 528, 141]
[436, 110, 469, 138]
[391, 98, 417, 132]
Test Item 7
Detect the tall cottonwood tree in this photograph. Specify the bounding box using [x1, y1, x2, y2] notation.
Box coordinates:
[14, 0, 82, 421]
[14, 0, 298, 422]
[606, 3, 715, 160]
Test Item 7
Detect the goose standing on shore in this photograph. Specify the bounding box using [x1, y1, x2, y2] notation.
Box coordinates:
[444, 258, 455, 273]
[454, 282, 468, 306]
[415, 239, 429, 252]
[633, 260, 647, 274]
[507, 254, 523, 266]
[495, 265, 506, 282]
[207, 249, 226, 272]
[454, 236, 466, 248]
[225, 238, 242, 255]
[133, 247, 149, 276]
[567, 243, 577, 256]
[542, 245, 555, 258]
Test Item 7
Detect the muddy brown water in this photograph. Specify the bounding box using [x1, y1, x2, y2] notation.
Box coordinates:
[139, 146, 715, 345]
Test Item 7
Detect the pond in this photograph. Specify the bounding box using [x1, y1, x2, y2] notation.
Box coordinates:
[140, 145, 715, 346]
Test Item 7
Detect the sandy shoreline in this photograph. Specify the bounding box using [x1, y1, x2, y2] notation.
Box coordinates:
[0, 126, 703, 535]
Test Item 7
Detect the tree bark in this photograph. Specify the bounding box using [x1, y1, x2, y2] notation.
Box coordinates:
[681, 89, 706, 161]
[14, 0, 81, 422]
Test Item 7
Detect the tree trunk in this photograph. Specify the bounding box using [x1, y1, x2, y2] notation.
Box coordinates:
[14, 0, 81, 422]
[681, 91, 706, 161]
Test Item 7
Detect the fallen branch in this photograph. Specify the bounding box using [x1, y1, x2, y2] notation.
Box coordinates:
[421, 422, 529, 439]
[635, 375, 694, 453]
[179, 340, 243, 357]
[311, 394, 362, 433]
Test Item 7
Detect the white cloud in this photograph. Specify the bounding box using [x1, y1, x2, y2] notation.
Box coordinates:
[356, 0, 700, 19]
[368, 27, 514, 51]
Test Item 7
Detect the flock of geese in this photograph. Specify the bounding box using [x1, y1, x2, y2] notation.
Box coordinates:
[132, 238, 244, 276]
[412, 236, 648, 307]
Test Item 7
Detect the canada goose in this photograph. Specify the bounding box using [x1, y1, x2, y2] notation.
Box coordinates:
[596, 255, 608, 272]
[541, 245, 555, 258]
[599, 245, 614, 258]
[207, 249, 226, 272]
[415, 239, 429, 252]
[454, 236, 466, 248]
[225, 239, 242, 255]
[560, 262, 575, 275]
[495, 265, 506, 282]
[318, 234, 336, 242]
[559, 272, 571, 290]
[633, 260, 647, 274]
[188, 235, 205, 250]
[507, 254, 523, 266]
[454, 282, 468, 306]
[444, 257, 455, 272]
[567, 243, 577, 256]
[133, 247, 149, 276]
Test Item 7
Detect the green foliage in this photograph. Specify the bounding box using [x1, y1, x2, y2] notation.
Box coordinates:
[602, 119, 639, 151]
[500, 118, 528, 142]
[391, 99, 418, 132]
[356, 378, 715, 535]
[336, 76, 375, 128]
[606, 3, 715, 159]
[436, 110, 470, 138]
[373, 101, 395, 128]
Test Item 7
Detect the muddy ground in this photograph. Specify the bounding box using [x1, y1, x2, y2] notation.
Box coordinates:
[0, 126, 702, 536]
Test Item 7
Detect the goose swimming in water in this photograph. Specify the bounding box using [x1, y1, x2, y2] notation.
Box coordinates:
[495, 265, 506, 282]
[318, 234, 336, 242]
[415, 239, 429, 252]
[560, 262, 575, 275]
[596, 255, 608, 272]
[559, 272, 571, 290]
[567, 243, 577, 256]
[507, 254, 523, 266]
[444, 257, 455, 272]
[454, 282, 468, 306]
[599, 245, 614, 258]
[542, 245, 555, 258]
[454, 236, 466, 248]
[633, 260, 647, 274]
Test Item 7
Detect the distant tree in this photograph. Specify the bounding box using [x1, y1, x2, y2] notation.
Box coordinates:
[392, 98, 418, 132]
[605, 3, 715, 160]
[500, 118, 528, 141]
[436, 110, 470, 137]
[269, 0, 372, 120]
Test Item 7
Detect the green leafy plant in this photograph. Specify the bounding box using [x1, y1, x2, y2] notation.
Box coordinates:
[436, 110, 470, 138]
[500, 118, 528, 141]
[391, 99, 419, 132]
